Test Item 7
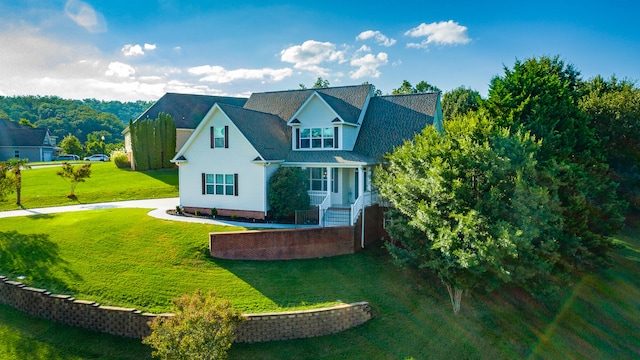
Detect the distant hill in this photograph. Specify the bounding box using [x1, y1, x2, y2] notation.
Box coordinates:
[0, 96, 154, 143]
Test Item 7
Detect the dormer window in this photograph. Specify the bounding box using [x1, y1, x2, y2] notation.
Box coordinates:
[296, 126, 338, 149]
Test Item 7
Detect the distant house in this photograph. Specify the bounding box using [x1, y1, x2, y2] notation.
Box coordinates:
[0, 119, 58, 162]
[123, 93, 247, 166]
[171, 84, 443, 226]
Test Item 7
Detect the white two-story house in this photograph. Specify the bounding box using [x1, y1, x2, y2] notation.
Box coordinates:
[171, 84, 443, 226]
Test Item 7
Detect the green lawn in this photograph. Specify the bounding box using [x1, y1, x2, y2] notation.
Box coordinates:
[0, 210, 639, 359]
[0, 162, 178, 211]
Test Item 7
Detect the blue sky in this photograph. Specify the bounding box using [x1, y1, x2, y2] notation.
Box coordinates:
[1, 0, 638, 101]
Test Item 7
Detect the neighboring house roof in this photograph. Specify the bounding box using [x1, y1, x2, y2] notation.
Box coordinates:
[133, 93, 248, 129]
[353, 93, 441, 162]
[0, 119, 51, 147]
[217, 103, 290, 161]
[243, 84, 371, 124]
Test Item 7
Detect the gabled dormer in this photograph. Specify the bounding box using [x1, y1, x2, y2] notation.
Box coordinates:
[287, 89, 372, 151]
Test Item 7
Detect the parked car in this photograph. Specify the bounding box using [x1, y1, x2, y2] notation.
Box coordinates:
[84, 154, 110, 161]
[54, 154, 80, 161]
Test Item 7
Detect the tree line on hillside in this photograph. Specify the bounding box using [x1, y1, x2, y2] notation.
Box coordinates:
[0, 96, 153, 144]
[377, 55, 640, 313]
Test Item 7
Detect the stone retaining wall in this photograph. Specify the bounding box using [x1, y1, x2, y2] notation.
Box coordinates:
[0, 276, 373, 341]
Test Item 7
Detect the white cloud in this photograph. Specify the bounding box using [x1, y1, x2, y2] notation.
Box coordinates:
[122, 44, 144, 56]
[355, 45, 371, 54]
[64, 0, 107, 33]
[349, 52, 388, 79]
[188, 65, 293, 83]
[122, 43, 156, 56]
[105, 62, 135, 78]
[404, 20, 470, 49]
[280, 40, 346, 76]
[356, 30, 396, 47]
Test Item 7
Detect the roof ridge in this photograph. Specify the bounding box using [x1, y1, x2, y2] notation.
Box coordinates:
[250, 83, 370, 96]
[379, 92, 440, 98]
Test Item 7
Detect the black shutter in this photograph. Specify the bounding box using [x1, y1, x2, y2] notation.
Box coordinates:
[334, 126, 339, 149]
[295, 128, 300, 149]
[224, 125, 229, 148]
[210, 127, 214, 148]
[234, 173, 238, 196]
[202, 173, 206, 194]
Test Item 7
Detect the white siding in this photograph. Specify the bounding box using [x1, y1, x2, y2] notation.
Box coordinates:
[296, 96, 336, 127]
[178, 108, 267, 213]
[341, 125, 359, 151]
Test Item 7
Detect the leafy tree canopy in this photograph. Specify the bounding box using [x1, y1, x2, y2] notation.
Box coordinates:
[392, 80, 441, 94]
[485, 55, 626, 270]
[143, 290, 244, 360]
[268, 167, 310, 220]
[0, 95, 152, 143]
[442, 86, 483, 120]
[580, 76, 640, 210]
[376, 113, 563, 312]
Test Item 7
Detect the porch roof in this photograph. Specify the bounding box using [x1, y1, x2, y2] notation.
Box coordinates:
[284, 150, 375, 165]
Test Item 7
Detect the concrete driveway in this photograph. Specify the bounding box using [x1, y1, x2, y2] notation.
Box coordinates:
[0, 197, 299, 228]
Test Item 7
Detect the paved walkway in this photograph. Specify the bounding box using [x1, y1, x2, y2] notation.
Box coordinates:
[0, 198, 301, 229]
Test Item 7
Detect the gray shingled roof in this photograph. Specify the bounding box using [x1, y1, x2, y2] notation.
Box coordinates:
[0, 119, 49, 147]
[243, 84, 371, 124]
[135, 93, 248, 129]
[285, 150, 375, 164]
[353, 93, 439, 162]
[217, 104, 291, 161]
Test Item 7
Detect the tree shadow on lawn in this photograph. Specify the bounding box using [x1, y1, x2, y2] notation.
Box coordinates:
[136, 168, 179, 187]
[0, 230, 81, 294]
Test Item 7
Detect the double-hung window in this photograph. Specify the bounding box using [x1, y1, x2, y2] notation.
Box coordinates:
[202, 173, 237, 196]
[210, 126, 229, 148]
[298, 127, 337, 149]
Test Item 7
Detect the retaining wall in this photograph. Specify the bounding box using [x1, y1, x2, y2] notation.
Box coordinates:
[0, 276, 372, 341]
[210, 204, 389, 260]
[210, 226, 355, 260]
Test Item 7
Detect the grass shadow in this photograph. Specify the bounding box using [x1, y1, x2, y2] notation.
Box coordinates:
[138, 168, 179, 187]
[0, 231, 81, 294]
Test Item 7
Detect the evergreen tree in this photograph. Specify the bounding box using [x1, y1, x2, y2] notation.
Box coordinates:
[485, 55, 626, 269]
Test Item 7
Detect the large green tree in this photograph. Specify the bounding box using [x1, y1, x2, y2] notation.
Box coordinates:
[376, 113, 562, 313]
[130, 112, 176, 171]
[392, 80, 441, 94]
[580, 76, 640, 210]
[485, 56, 626, 269]
[442, 86, 483, 120]
[58, 134, 84, 157]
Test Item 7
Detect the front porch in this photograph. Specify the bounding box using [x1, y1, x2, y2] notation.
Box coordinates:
[303, 165, 376, 227]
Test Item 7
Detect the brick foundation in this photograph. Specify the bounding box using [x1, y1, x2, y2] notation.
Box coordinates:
[184, 206, 265, 220]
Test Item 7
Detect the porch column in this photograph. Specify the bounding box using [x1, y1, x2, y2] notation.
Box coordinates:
[326, 166, 331, 200]
[358, 165, 364, 200]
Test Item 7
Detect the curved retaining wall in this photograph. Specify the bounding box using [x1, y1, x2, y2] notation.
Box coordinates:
[0, 276, 373, 341]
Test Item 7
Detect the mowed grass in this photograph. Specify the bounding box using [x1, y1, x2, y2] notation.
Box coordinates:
[0, 210, 639, 359]
[0, 209, 343, 313]
[0, 162, 178, 211]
